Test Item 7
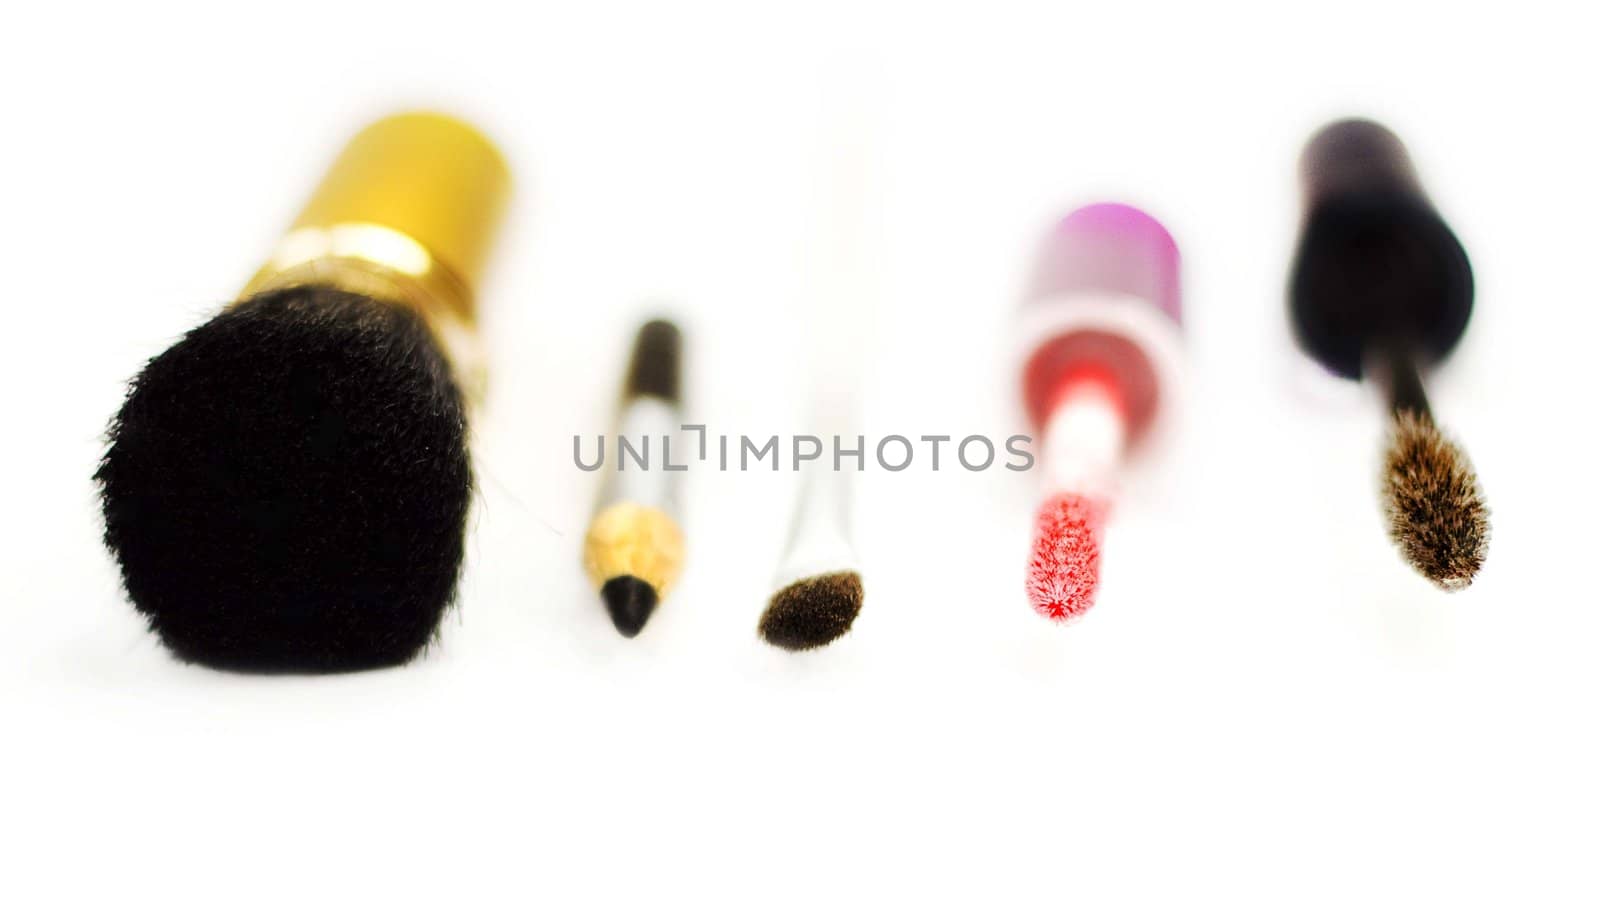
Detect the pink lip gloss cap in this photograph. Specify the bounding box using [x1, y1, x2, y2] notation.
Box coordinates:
[1027, 202, 1183, 324]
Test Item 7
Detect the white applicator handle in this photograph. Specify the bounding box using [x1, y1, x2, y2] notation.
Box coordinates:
[600, 395, 681, 513]
[1040, 380, 1127, 502]
[774, 457, 856, 586]
[773, 73, 882, 587]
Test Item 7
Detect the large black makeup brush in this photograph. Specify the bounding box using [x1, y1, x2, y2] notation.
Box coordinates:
[1289, 118, 1489, 590]
[96, 113, 510, 671]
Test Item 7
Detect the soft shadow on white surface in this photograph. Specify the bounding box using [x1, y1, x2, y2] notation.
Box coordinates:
[4, 3, 1597, 892]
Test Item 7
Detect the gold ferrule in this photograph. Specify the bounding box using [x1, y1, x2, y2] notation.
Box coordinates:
[239, 112, 512, 401]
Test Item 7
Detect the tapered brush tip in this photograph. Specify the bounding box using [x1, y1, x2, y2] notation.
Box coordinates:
[624, 319, 682, 403]
[1026, 492, 1107, 622]
[1381, 410, 1489, 591]
[600, 575, 660, 637]
[759, 571, 863, 651]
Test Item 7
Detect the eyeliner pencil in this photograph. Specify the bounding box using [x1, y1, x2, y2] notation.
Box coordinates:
[583, 319, 687, 637]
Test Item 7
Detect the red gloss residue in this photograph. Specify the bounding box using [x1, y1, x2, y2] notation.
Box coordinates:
[1026, 492, 1108, 622]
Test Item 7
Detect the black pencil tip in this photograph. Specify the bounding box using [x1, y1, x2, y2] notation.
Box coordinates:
[601, 575, 659, 637]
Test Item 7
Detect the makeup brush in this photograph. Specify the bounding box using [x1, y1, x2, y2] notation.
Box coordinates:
[756, 89, 879, 651]
[583, 319, 686, 637]
[1289, 118, 1489, 590]
[96, 113, 510, 672]
[1016, 203, 1185, 622]
[759, 408, 864, 651]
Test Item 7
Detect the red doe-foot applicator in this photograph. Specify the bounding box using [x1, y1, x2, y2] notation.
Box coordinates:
[1016, 203, 1184, 622]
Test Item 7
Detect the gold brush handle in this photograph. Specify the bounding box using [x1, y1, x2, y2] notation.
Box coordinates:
[240, 112, 512, 399]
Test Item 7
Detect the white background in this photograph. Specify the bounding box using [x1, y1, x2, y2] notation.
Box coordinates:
[4, 1, 1597, 893]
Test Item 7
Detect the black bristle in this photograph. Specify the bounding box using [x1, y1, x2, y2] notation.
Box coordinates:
[623, 319, 681, 403]
[95, 286, 471, 673]
[600, 575, 658, 637]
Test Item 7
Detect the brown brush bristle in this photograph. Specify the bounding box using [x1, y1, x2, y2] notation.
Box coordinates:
[1380, 409, 1489, 591]
[624, 319, 681, 403]
[758, 571, 863, 651]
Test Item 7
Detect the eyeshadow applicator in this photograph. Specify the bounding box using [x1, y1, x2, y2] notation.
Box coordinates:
[1289, 118, 1489, 589]
[759, 394, 864, 651]
[755, 91, 879, 651]
[1015, 203, 1184, 622]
